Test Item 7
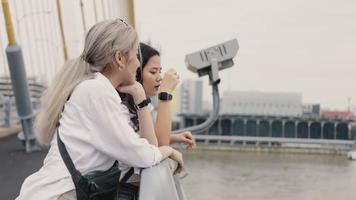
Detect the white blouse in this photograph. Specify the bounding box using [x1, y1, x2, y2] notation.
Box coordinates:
[119, 101, 156, 183]
[16, 72, 162, 200]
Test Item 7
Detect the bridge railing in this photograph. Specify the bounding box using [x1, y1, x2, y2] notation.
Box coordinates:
[0, 78, 45, 127]
[194, 134, 355, 150]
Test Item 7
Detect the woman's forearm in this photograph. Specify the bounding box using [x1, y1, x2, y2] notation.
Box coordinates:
[155, 100, 172, 146]
[155, 68, 180, 146]
[137, 106, 158, 146]
[169, 134, 178, 143]
[158, 145, 174, 160]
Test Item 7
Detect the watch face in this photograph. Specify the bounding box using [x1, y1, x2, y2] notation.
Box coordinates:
[159, 92, 172, 101]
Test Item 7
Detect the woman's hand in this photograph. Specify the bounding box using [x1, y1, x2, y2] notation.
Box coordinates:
[170, 131, 196, 149]
[169, 149, 184, 175]
[116, 81, 146, 103]
[159, 68, 180, 93]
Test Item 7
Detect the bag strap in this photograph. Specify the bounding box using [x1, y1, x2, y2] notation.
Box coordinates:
[57, 128, 121, 183]
[120, 167, 134, 184]
[118, 167, 134, 189]
[57, 129, 82, 180]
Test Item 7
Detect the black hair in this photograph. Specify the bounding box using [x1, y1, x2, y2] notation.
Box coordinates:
[136, 42, 160, 83]
[118, 91, 139, 132]
[119, 42, 160, 132]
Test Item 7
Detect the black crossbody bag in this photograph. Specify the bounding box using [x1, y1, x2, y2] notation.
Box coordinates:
[57, 130, 134, 200]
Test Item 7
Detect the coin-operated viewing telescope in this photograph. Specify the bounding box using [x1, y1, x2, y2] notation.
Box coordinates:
[185, 39, 239, 85]
[175, 39, 239, 134]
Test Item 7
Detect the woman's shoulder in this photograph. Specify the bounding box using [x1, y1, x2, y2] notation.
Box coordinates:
[76, 78, 105, 92]
[73, 74, 116, 100]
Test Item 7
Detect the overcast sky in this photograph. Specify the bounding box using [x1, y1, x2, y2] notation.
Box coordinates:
[0, 0, 354, 111]
[134, 0, 356, 110]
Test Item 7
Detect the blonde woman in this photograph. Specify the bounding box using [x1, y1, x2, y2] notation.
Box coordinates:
[16, 19, 183, 200]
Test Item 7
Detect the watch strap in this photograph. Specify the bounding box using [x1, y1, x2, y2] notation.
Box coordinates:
[136, 98, 151, 109]
[158, 92, 173, 101]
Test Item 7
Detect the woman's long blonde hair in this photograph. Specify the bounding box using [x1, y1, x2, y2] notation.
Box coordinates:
[35, 19, 139, 145]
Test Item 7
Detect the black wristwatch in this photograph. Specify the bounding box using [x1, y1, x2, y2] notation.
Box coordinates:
[158, 92, 173, 101]
[135, 98, 151, 110]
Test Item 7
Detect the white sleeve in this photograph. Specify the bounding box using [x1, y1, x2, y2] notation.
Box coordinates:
[148, 103, 157, 122]
[87, 95, 162, 168]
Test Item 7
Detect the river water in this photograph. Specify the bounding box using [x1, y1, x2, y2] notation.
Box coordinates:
[181, 150, 356, 200]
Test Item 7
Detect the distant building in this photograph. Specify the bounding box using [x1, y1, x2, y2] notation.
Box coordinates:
[302, 104, 321, 116]
[221, 91, 302, 117]
[352, 107, 356, 120]
[179, 80, 203, 114]
[321, 110, 353, 119]
[177, 90, 355, 140]
[202, 100, 212, 114]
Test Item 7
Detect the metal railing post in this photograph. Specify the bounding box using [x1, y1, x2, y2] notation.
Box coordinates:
[1, 0, 40, 152]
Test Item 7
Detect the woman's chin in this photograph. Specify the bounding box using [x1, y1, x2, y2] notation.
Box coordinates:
[124, 79, 136, 86]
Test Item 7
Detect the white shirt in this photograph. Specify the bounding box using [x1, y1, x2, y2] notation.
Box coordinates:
[119, 102, 156, 183]
[16, 72, 162, 200]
